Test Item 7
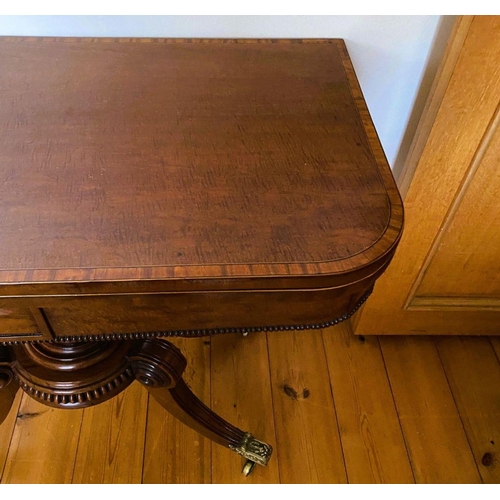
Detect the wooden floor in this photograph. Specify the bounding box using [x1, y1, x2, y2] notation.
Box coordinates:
[1, 322, 500, 484]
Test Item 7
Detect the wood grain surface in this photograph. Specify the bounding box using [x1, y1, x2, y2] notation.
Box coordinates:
[72, 381, 148, 483]
[0, 37, 402, 291]
[268, 329, 347, 483]
[435, 337, 500, 483]
[2, 394, 83, 483]
[0, 390, 21, 481]
[323, 323, 414, 483]
[380, 337, 481, 483]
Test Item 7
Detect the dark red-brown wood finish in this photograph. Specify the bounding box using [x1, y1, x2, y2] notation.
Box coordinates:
[0, 38, 403, 474]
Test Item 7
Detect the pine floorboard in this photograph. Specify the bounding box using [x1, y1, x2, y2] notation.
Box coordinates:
[0, 325, 499, 483]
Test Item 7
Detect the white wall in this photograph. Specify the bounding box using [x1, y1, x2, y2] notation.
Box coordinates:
[0, 15, 451, 169]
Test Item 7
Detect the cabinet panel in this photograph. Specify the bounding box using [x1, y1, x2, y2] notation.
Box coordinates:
[414, 116, 500, 304]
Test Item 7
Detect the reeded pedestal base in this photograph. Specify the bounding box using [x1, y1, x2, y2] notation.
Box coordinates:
[11, 341, 135, 407]
[0, 338, 272, 475]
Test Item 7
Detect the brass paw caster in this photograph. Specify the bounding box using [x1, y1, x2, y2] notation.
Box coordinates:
[230, 432, 273, 477]
[242, 460, 256, 476]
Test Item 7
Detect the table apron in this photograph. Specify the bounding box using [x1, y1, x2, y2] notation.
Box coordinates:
[0, 276, 379, 341]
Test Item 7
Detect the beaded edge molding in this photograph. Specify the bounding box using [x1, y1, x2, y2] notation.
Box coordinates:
[18, 366, 135, 406]
[2, 289, 372, 345]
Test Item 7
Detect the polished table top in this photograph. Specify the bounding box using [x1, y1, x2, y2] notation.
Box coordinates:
[0, 37, 402, 297]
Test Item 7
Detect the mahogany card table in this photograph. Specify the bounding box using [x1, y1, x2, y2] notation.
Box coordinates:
[0, 37, 403, 475]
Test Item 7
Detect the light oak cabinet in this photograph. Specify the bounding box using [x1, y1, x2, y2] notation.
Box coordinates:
[354, 16, 500, 335]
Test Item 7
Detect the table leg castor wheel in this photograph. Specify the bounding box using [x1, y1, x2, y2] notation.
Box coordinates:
[230, 432, 273, 473]
[242, 460, 256, 476]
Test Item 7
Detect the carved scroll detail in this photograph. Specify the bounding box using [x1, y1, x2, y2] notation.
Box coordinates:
[128, 339, 187, 388]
